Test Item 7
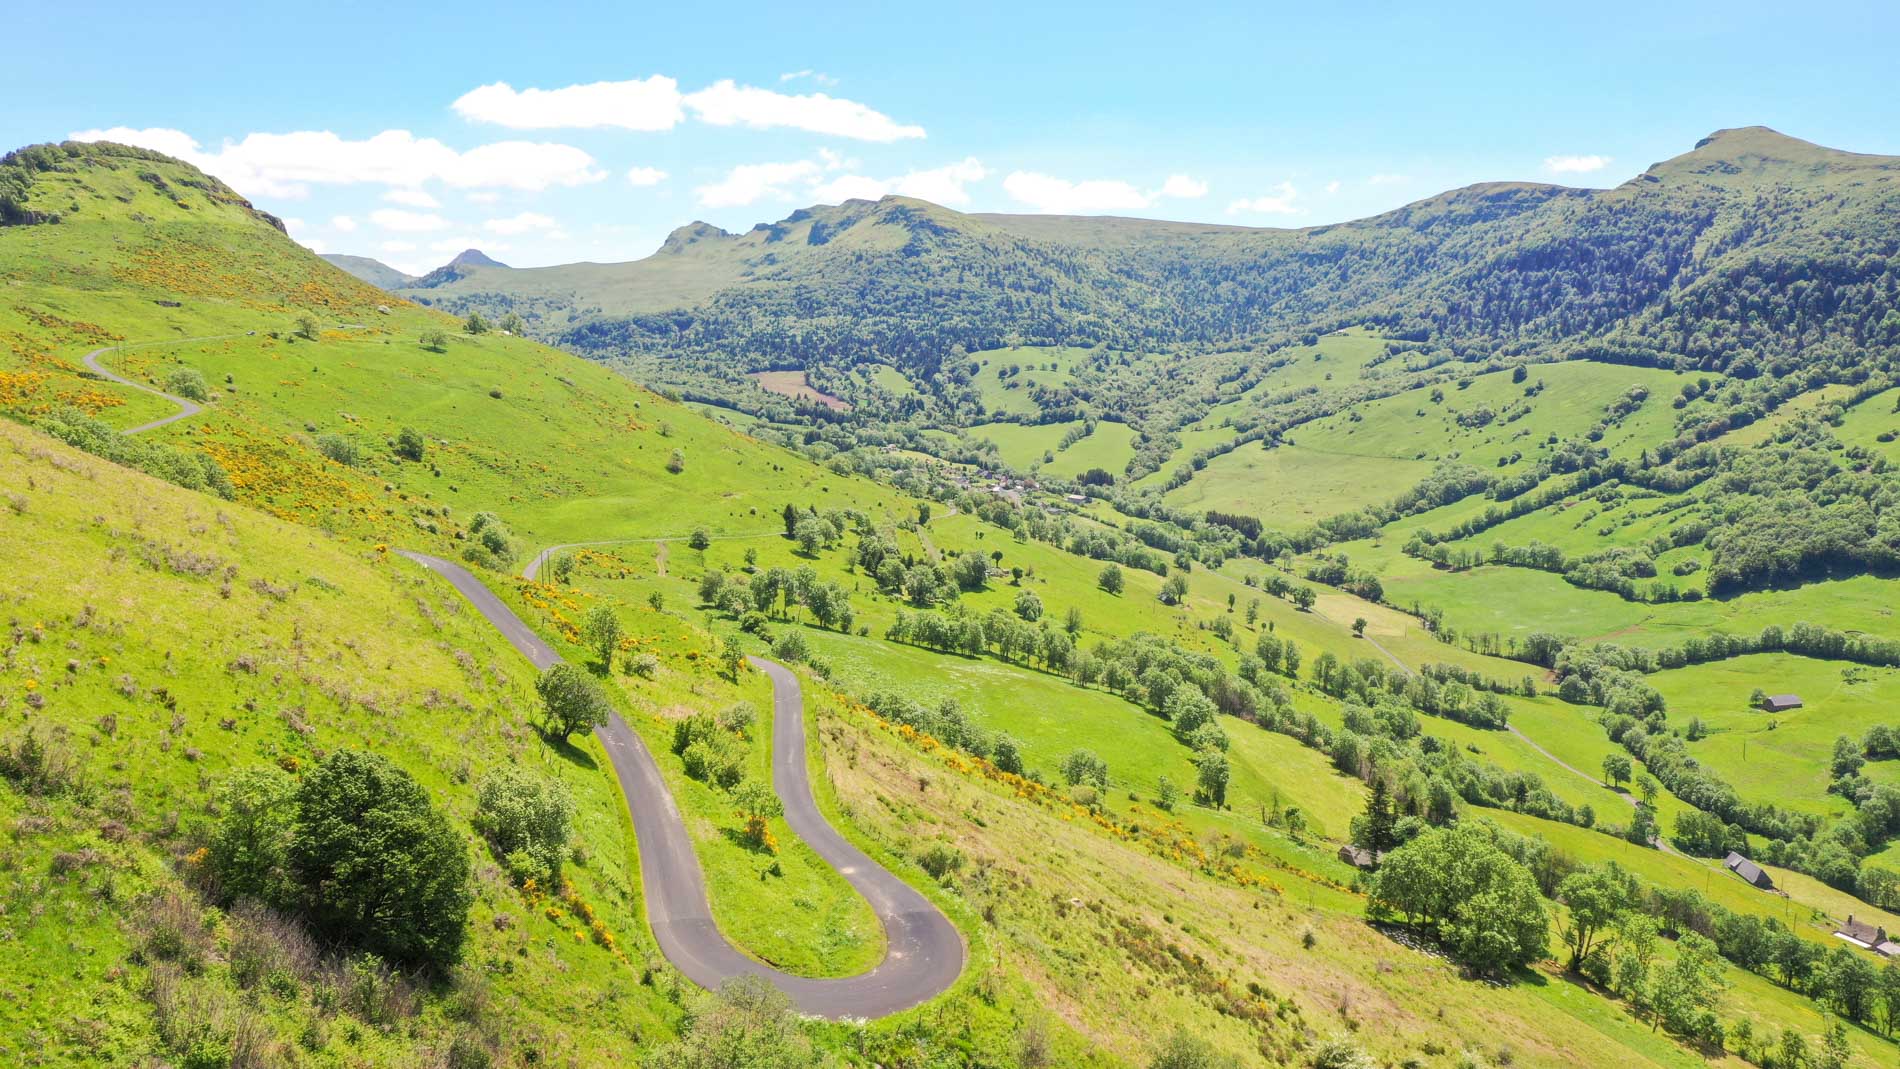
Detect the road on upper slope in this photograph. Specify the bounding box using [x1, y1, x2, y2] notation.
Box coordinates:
[398, 551, 965, 1017]
[96, 333, 965, 1018]
[84, 343, 209, 433]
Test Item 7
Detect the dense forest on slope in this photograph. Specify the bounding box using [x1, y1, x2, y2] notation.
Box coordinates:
[395, 127, 1900, 398]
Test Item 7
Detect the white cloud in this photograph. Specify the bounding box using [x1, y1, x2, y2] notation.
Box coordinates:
[370, 208, 450, 233]
[451, 74, 916, 142]
[1002, 172, 1151, 214]
[779, 69, 839, 87]
[68, 126, 606, 199]
[383, 189, 440, 208]
[695, 159, 824, 208]
[1160, 174, 1208, 199]
[451, 76, 685, 131]
[1544, 154, 1612, 174]
[683, 80, 924, 142]
[625, 166, 668, 186]
[1325, 180, 1342, 195]
[330, 215, 357, 232]
[466, 191, 501, 204]
[1368, 173, 1411, 186]
[811, 157, 988, 206]
[1226, 181, 1299, 216]
[379, 240, 416, 253]
[483, 211, 558, 235]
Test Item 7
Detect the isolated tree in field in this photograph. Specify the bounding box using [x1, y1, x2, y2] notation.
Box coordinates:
[288, 750, 472, 968]
[991, 734, 1024, 775]
[719, 634, 747, 680]
[688, 526, 711, 550]
[165, 367, 210, 401]
[1557, 862, 1638, 971]
[550, 552, 576, 584]
[393, 426, 426, 462]
[952, 550, 990, 591]
[420, 328, 448, 352]
[499, 311, 525, 334]
[1155, 775, 1180, 811]
[781, 503, 800, 535]
[793, 516, 823, 556]
[1013, 589, 1043, 621]
[1061, 749, 1108, 788]
[1194, 749, 1230, 807]
[1368, 822, 1548, 975]
[465, 311, 489, 334]
[1098, 563, 1124, 595]
[582, 605, 621, 671]
[1601, 753, 1632, 788]
[1352, 617, 1368, 637]
[535, 663, 613, 740]
[917, 502, 931, 525]
[667, 448, 686, 474]
[1064, 605, 1084, 635]
[1159, 573, 1189, 605]
[1635, 772, 1659, 805]
[296, 313, 320, 340]
[1291, 586, 1318, 611]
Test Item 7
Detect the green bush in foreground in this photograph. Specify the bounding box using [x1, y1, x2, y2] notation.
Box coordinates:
[289, 751, 473, 968]
[211, 751, 472, 970]
[535, 663, 613, 740]
[474, 766, 575, 887]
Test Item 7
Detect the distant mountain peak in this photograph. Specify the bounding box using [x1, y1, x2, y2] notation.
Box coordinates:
[449, 248, 509, 269]
[659, 222, 731, 253]
[1641, 125, 1896, 187]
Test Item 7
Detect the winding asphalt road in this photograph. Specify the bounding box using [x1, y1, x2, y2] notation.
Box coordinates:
[83, 342, 210, 433]
[401, 551, 964, 1017]
[91, 336, 963, 1018]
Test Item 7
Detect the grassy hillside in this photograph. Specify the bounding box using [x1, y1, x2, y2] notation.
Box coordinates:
[7, 139, 1900, 1068]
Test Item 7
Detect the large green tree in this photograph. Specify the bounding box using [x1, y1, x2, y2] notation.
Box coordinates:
[1369, 822, 1548, 975]
[287, 751, 472, 968]
[535, 663, 614, 740]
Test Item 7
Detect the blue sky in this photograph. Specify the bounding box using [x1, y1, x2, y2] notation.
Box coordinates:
[8, 1, 1897, 273]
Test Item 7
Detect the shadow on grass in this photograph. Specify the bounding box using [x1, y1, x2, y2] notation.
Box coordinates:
[540, 730, 598, 771]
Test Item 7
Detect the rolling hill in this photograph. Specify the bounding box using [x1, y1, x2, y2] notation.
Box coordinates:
[388, 127, 1900, 393]
[6, 137, 1900, 1069]
[318, 253, 416, 290]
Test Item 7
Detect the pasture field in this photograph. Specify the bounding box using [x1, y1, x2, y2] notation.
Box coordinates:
[749, 369, 851, 411]
[969, 344, 1094, 416]
[1648, 653, 1900, 816]
[1165, 442, 1435, 523]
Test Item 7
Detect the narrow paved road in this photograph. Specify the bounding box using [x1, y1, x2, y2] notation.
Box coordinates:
[98, 332, 965, 1018]
[84, 343, 208, 433]
[399, 551, 965, 1017]
[522, 531, 779, 581]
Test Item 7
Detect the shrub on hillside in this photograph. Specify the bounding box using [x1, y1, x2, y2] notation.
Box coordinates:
[473, 766, 574, 887]
[534, 663, 612, 740]
[164, 367, 209, 401]
[314, 432, 359, 467]
[285, 751, 472, 969]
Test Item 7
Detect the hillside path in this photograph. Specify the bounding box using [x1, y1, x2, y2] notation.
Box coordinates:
[97, 332, 965, 1018]
[398, 550, 965, 1017]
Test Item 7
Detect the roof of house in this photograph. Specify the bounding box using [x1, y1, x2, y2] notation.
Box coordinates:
[1837, 915, 1888, 946]
[1337, 844, 1378, 868]
[1763, 693, 1803, 709]
[1725, 851, 1773, 887]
